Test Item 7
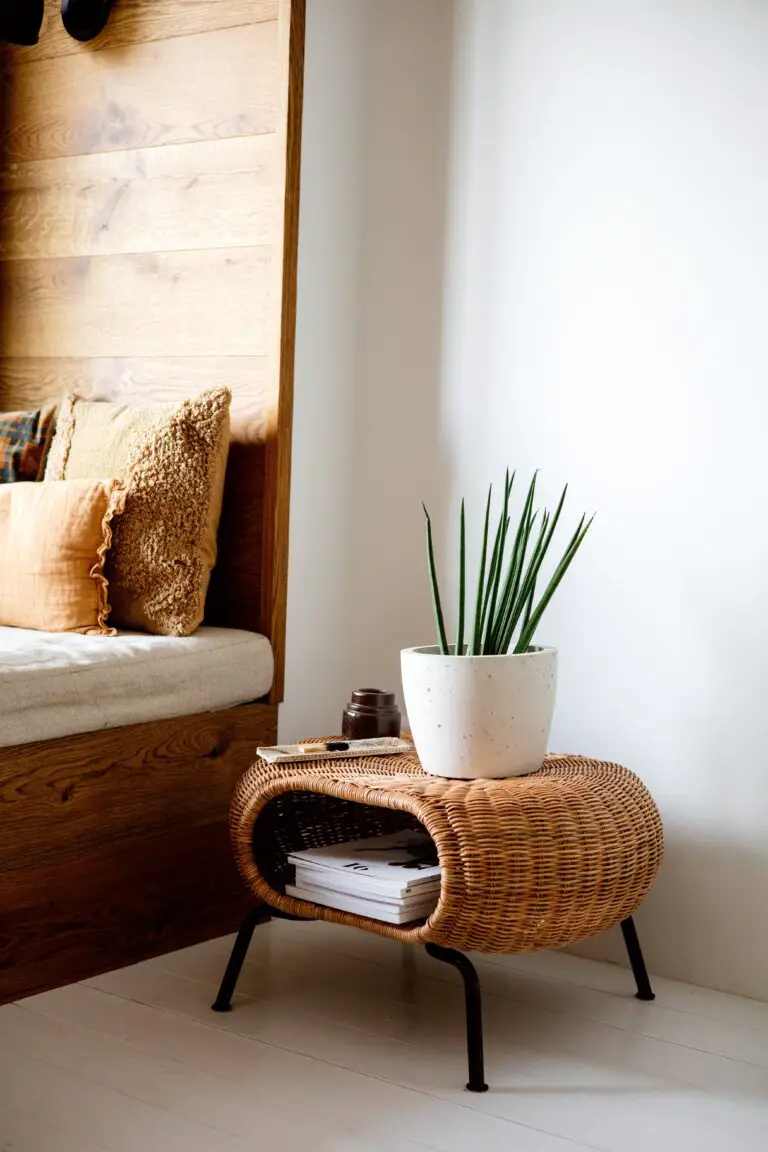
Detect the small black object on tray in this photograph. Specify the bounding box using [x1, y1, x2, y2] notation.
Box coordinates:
[256, 736, 411, 765]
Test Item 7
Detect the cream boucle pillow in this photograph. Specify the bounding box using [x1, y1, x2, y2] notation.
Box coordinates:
[46, 388, 231, 637]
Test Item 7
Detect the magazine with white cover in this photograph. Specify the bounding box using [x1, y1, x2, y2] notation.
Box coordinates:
[293, 861, 440, 902]
[292, 867, 439, 906]
[287, 830, 440, 894]
[285, 883, 438, 925]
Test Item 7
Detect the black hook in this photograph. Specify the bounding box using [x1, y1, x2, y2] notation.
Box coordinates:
[0, 0, 44, 45]
[61, 0, 114, 42]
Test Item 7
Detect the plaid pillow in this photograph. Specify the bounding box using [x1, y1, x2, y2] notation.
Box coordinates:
[0, 406, 56, 483]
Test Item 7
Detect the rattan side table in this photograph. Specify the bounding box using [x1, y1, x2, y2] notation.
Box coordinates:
[212, 747, 664, 1092]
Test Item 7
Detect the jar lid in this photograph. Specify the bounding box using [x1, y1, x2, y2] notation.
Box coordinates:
[349, 689, 396, 709]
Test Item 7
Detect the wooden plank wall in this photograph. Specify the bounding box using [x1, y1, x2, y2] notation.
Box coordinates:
[0, 0, 304, 695]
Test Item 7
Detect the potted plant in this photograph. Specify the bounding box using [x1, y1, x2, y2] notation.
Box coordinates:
[401, 470, 592, 779]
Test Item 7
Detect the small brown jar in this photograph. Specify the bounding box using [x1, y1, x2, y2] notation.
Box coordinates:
[342, 689, 401, 741]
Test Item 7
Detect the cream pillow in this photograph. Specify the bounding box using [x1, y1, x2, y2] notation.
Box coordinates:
[0, 479, 124, 634]
[46, 388, 231, 637]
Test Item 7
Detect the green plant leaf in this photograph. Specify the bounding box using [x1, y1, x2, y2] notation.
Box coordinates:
[470, 485, 492, 655]
[522, 575, 536, 635]
[490, 472, 538, 652]
[479, 509, 505, 647]
[482, 469, 514, 653]
[495, 509, 547, 654]
[423, 502, 448, 654]
[500, 485, 569, 652]
[456, 498, 466, 656]
[516, 514, 594, 652]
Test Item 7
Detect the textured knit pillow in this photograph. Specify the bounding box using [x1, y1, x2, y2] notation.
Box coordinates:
[0, 479, 124, 633]
[45, 388, 231, 637]
[0, 406, 55, 482]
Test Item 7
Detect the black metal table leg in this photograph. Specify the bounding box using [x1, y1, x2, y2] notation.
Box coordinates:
[212, 903, 271, 1012]
[621, 916, 655, 1001]
[213, 908, 651, 1089]
[426, 943, 488, 1092]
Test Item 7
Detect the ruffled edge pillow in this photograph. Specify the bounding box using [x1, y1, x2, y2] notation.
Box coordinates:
[0, 478, 126, 634]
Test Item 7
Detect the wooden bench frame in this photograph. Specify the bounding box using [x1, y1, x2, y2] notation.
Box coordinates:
[0, 0, 304, 1005]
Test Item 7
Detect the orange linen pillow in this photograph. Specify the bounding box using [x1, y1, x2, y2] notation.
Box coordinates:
[0, 479, 125, 634]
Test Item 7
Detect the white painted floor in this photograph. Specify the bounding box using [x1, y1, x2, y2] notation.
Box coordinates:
[1, 919, 767, 1151]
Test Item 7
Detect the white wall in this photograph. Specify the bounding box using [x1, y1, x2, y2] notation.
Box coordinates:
[287, 0, 768, 1000]
[283, 0, 454, 738]
[345, 2, 456, 693]
[441, 0, 768, 1000]
[281, 0, 369, 739]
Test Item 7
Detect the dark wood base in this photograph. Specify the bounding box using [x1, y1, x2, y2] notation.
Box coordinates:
[0, 702, 276, 1005]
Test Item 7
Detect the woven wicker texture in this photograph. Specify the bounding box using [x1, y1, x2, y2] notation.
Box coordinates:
[230, 748, 664, 954]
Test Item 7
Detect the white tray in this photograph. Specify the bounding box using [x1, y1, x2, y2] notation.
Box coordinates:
[256, 737, 411, 765]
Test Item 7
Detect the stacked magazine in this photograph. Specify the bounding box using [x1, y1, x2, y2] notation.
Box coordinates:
[286, 829, 441, 925]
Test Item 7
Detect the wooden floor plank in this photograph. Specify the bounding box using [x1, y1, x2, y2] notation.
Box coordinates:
[4, 928, 768, 1152]
[98, 936, 768, 1102]
[0, 1045, 251, 1152]
[9, 984, 586, 1152]
[499, 949, 768, 1033]
[154, 924, 768, 1070]
[85, 926, 768, 1152]
[0, 1102, 110, 1152]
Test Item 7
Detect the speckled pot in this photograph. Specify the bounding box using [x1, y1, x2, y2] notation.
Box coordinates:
[400, 645, 558, 779]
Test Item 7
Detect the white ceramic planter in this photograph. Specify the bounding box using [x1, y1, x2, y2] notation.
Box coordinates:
[401, 645, 558, 780]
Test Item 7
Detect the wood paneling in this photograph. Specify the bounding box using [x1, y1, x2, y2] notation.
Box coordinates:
[0, 356, 274, 440]
[1, 22, 278, 164]
[0, 1, 303, 998]
[1, 0, 278, 64]
[0, 703, 276, 1005]
[0, 247, 272, 358]
[0, 3, 302, 675]
[0, 136, 278, 261]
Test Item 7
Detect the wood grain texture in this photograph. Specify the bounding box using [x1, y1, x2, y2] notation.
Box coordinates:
[1, 22, 278, 164]
[0, 1, 302, 701]
[0, 0, 278, 64]
[0, 0, 304, 1002]
[0, 136, 278, 261]
[262, 0, 305, 700]
[0, 703, 276, 1005]
[0, 706, 275, 874]
[0, 829, 253, 1006]
[3, 948, 766, 1152]
[0, 247, 272, 357]
[0, 356, 274, 440]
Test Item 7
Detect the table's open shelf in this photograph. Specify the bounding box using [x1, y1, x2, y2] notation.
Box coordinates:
[252, 790, 436, 927]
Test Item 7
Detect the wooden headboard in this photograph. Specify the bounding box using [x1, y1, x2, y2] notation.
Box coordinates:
[0, 0, 304, 701]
